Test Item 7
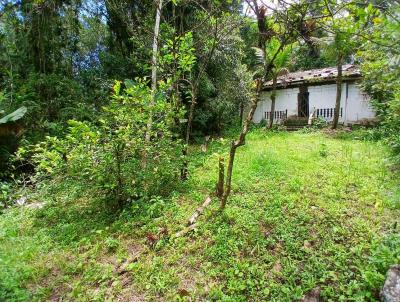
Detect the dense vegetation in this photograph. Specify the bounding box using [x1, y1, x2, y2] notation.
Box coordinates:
[0, 0, 399, 301]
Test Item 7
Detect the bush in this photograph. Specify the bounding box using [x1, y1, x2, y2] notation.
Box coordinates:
[381, 94, 400, 163]
[359, 5, 400, 165]
[29, 80, 183, 208]
[312, 117, 328, 129]
[13, 73, 92, 134]
[0, 181, 12, 209]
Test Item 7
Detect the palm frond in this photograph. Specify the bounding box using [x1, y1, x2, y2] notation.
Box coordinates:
[251, 47, 266, 66]
[265, 37, 281, 61]
[277, 68, 289, 77]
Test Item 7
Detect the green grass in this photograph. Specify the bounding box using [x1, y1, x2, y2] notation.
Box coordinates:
[1, 130, 399, 301]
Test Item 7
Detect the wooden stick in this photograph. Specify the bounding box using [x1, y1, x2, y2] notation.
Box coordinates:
[188, 196, 212, 226]
[173, 223, 198, 238]
[117, 251, 142, 275]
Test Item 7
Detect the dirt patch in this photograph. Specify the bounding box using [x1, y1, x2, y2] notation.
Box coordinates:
[117, 287, 146, 302]
[300, 287, 321, 302]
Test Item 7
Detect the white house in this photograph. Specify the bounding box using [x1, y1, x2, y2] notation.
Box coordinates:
[253, 65, 375, 125]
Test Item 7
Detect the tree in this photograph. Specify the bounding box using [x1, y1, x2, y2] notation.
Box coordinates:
[321, 1, 358, 129]
[358, 2, 400, 162]
[145, 0, 163, 145]
[220, 0, 303, 209]
[264, 39, 292, 129]
[167, 4, 244, 179]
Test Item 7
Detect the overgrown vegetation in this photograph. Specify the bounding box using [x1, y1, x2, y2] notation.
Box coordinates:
[1, 0, 400, 301]
[359, 2, 400, 164]
[27, 80, 183, 208]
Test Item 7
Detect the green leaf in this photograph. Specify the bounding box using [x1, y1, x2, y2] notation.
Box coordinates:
[0, 107, 27, 124]
[124, 79, 135, 89]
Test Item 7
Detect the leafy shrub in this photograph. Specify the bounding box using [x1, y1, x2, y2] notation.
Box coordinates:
[13, 73, 92, 133]
[105, 237, 119, 252]
[381, 94, 400, 163]
[312, 117, 328, 129]
[359, 5, 400, 165]
[29, 80, 183, 208]
[356, 233, 400, 299]
[0, 74, 97, 179]
[0, 181, 12, 209]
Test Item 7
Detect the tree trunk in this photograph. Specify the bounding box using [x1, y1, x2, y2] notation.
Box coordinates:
[181, 18, 217, 178]
[181, 85, 196, 180]
[332, 55, 343, 130]
[220, 1, 270, 210]
[216, 157, 225, 198]
[220, 141, 237, 209]
[145, 0, 163, 143]
[268, 76, 277, 129]
[185, 90, 196, 146]
[239, 101, 244, 125]
[252, 0, 267, 52]
[184, 18, 218, 146]
[220, 79, 263, 209]
[173, 223, 198, 238]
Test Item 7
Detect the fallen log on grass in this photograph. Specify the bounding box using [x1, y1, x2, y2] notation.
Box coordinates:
[172, 195, 213, 239]
[188, 196, 212, 226]
[172, 223, 199, 239]
[116, 251, 142, 275]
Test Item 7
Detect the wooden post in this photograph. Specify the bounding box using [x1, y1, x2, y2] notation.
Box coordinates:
[216, 157, 225, 199]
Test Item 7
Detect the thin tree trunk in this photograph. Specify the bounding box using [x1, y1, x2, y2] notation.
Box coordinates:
[184, 19, 218, 146]
[181, 85, 196, 180]
[332, 54, 343, 129]
[239, 101, 244, 125]
[220, 80, 263, 209]
[173, 223, 198, 238]
[145, 0, 163, 143]
[220, 1, 270, 209]
[268, 76, 277, 129]
[181, 19, 218, 180]
[185, 89, 196, 146]
[216, 157, 225, 198]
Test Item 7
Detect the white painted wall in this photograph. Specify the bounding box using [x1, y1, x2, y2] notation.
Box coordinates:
[252, 82, 375, 124]
[253, 87, 299, 123]
[309, 84, 344, 122]
[345, 83, 375, 123]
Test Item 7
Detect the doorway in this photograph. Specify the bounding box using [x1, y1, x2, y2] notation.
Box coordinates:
[298, 86, 309, 117]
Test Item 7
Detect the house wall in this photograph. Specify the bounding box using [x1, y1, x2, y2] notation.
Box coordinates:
[253, 87, 299, 123]
[252, 82, 375, 124]
[345, 83, 375, 123]
[308, 84, 345, 122]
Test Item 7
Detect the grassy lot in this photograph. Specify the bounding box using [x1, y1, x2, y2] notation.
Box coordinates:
[1, 129, 399, 302]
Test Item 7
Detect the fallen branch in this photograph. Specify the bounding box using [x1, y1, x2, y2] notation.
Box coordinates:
[172, 195, 213, 239]
[117, 251, 142, 275]
[188, 196, 212, 226]
[172, 223, 198, 238]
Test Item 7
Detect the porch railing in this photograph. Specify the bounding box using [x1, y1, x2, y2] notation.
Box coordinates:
[315, 107, 343, 121]
[264, 110, 288, 121]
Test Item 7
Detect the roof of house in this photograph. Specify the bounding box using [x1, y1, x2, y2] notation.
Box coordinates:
[264, 64, 361, 90]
